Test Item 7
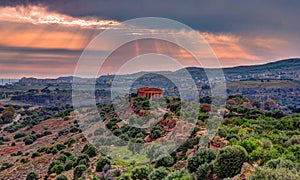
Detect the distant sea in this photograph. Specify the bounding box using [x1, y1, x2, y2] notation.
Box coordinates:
[0, 79, 19, 85]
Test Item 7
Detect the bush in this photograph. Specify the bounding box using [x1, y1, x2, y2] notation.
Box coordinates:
[65, 138, 76, 147]
[56, 174, 68, 180]
[64, 160, 73, 171]
[156, 156, 174, 167]
[194, 162, 213, 179]
[149, 167, 169, 180]
[249, 166, 300, 180]
[14, 132, 26, 139]
[50, 163, 65, 174]
[31, 152, 41, 158]
[237, 137, 261, 153]
[55, 143, 66, 151]
[111, 169, 121, 177]
[26, 171, 39, 180]
[51, 147, 58, 154]
[23, 136, 34, 145]
[57, 155, 67, 163]
[131, 165, 153, 180]
[20, 158, 29, 164]
[214, 145, 248, 179]
[73, 165, 87, 180]
[261, 147, 280, 165]
[73, 154, 89, 167]
[150, 126, 163, 139]
[48, 160, 61, 175]
[96, 157, 111, 172]
[163, 170, 190, 180]
[0, 162, 13, 171]
[266, 158, 295, 170]
[81, 143, 97, 158]
[187, 148, 216, 173]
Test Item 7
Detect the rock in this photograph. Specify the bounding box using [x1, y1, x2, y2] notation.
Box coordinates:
[143, 135, 152, 143]
[232, 162, 254, 180]
[48, 173, 56, 180]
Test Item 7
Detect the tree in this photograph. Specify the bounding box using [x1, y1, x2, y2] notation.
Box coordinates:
[187, 148, 216, 173]
[56, 174, 68, 180]
[149, 167, 169, 180]
[14, 132, 26, 139]
[26, 171, 39, 180]
[163, 170, 190, 180]
[57, 155, 67, 164]
[150, 126, 163, 139]
[237, 137, 261, 153]
[24, 136, 34, 145]
[81, 143, 97, 158]
[131, 165, 153, 180]
[73, 154, 89, 167]
[249, 166, 299, 180]
[214, 145, 248, 179]
[64, 160, 73, 171]
[265, 158, 294, 170]
[50, 163, 65, 174]
[73, 165, 87, 180]
[48, 160, 61, 175]
[194, 162, 213, 180]
[155, 156, 174, 167]
[0, 106, 15, 124]
[96, 157, 111, 172]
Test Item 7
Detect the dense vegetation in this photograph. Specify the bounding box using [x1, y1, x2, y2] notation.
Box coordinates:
[0, 94, 299, 179]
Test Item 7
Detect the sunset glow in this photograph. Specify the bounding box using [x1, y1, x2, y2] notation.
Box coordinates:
[0, 3, 299, 78]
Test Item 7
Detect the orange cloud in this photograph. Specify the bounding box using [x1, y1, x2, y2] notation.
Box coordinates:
[0, 5, 119, 28]
[0, 5, 296, 77]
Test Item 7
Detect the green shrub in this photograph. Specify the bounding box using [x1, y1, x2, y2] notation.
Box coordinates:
[194, 162, 213, 179]
[249, 166, 300, 180]
[56, 174, 68, 180]
[48, 160, 61, 175]
[26, 171, 39, 180]
[266, 158, 295, 170]
[73, 154, 89, 167]
[111, 169, 121, 177]
[150, 126, 163, 139]
[0, 162, 13, 171]
[155, 156, 174, 167]
[50, 163, 65, 174]
[163, 170, 190, 180]
[73, 165, 87, 180]
[81, 143, 97, 158]
[187, 148, 216, 173]
[31, 152, 41, 158]
[237, 137, 261, 153]
[131, 165, 153, 180]
[20, 158, 29, 164]
[64, 160, 73, 171]
[57, 155, 67, 163]
[51, 147, 58, 154]
[214, 145, 248, 179]
[23, 136, 34, 145]
[261, 147, 280, 165]
[149, 167, 169, 180]
[65, 138, 76, 147]
[119, 173, 131, 180]
[96, 157, 111, 172]
[55, 143, 66, 151]
[14, 132, 26, 139]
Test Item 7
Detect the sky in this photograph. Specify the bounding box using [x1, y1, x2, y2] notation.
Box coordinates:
[0, 0, 299, 78]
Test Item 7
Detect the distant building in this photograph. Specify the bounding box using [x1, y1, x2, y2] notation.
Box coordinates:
[137, 87, 162, 99]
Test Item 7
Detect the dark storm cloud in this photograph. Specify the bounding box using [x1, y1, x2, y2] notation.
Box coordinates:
[1, 0, 300, 35]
